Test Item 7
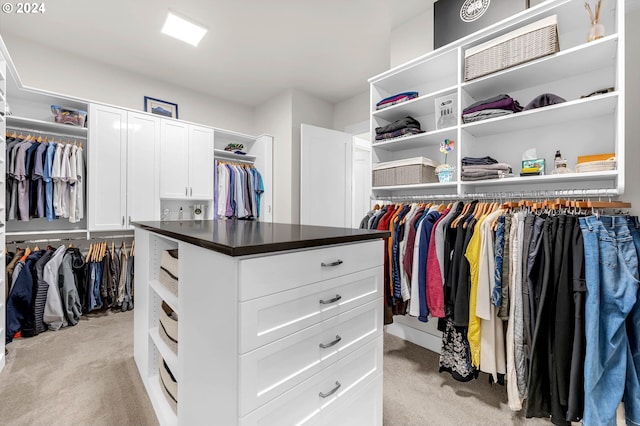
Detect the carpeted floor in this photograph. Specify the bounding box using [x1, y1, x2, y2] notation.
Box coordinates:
[0, 312, 619, 425]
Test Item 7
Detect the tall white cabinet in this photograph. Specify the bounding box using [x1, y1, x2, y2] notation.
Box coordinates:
[88, 104, 161, 231]
[159, 120, 214, 200]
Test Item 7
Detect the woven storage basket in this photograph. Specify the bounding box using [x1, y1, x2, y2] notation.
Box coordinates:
[372, 157, 438, 186]
[159, 359, 178, 414]
[464, 15, 559, 81]
[159, 249, 179, 297]
[159, 301, 178, 354]
[575, 159, 616, 173]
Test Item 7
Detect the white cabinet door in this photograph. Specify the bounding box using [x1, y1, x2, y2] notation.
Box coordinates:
[127, 112, 160, 226]
[88, 104, 127, 230]
[300, 124, 353, 228]
[160, 119, 189, 199]
[188, 124, 214, 200]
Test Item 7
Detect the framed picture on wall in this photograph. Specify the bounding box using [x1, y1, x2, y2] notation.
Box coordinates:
[144, 96, 179, 119]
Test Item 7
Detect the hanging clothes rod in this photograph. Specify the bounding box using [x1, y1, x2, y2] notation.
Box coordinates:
[371, 188, 620, 202]
[6, 234, 134, 245]
[6, 125, 88, 140]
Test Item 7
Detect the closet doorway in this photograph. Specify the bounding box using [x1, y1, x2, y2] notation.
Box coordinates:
[300, 124, 371, 228]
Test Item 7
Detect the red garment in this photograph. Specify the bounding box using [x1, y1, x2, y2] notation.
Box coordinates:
[425, 209, 449, 318]
[377, 205, 397, 306]
[402, 207, 425, 282]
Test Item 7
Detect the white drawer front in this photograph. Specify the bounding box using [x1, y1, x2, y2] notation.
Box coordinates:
[239, 300, 383, 416]
[238, 240, 383, 301]
[239, 336, 383, 426]
[322, 373, 382, 426]
[239, 267, 383, 353]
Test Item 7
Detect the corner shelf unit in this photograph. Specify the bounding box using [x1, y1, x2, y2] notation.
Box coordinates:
[369, 0, 625, 201]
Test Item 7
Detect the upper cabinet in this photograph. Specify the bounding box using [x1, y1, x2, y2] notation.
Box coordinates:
[159, 120, 214, 200]
[369, 0, 624, 199]
[88, 104, 160, 231]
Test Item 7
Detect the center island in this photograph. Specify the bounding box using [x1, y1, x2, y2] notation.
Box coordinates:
[132, 219, 389, 426]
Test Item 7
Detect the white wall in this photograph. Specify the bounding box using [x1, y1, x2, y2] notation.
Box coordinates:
[253, 90, 293, 223]
[2, 34, 254, 134]
[390, 8, 434, 68]
[333, 91, 370, 133]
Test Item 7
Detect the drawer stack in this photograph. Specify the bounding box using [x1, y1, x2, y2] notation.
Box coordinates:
[237, 241, 384, 425]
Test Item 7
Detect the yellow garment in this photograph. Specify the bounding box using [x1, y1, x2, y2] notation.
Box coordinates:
[465, 214, 487, 369]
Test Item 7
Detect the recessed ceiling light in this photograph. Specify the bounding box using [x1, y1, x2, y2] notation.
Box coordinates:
[161, 11, 207, 47]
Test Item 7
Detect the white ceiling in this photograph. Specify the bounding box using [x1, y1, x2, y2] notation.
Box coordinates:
[0, 0, 431, 107]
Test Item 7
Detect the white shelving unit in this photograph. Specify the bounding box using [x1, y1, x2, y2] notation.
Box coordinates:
[369, 0, 625, 201]
[368, 0, 625, 353]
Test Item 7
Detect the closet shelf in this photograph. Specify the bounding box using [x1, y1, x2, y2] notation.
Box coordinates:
[373, 182, 458, 191]
[372, 85, 457, 121]
[146, 375, 178, 426]
[149, 278, 179, 314]
[6, 115, 88, 137]
[6, 229, 88, 237]
[372, 127, 457, 151]
[214, 149, 256, 163]
[459, 170, 619, 187]
[149, 327, 180, 382]
[461, 34, 618, 100]
[461, 93, 618, 137]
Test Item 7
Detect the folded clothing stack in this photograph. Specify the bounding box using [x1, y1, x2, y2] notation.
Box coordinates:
[159, 249, 179, 296]
[376, 91, 419, 110]
[461, 156, 512, 181]
[375, 116, 425, 142]
[462, 94, 522, 123]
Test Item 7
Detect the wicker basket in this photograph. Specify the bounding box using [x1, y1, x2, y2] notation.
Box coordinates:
[372, 157, 438, 186]
[464, 15, 559, 81]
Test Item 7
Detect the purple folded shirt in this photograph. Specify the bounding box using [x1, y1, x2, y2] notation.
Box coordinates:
[463, 97, 523, 115]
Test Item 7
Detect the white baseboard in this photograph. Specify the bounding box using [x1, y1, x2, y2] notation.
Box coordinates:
[384, 316, 443, 354]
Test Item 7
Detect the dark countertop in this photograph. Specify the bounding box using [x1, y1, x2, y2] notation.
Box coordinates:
[132, 220, 390, 256]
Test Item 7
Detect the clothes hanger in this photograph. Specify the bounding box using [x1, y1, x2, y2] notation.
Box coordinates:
[86, 243, 94, 262]
[451, 201, 471, 228]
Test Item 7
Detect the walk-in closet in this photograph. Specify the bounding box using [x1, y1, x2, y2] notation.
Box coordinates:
[1, 0, 639, 425]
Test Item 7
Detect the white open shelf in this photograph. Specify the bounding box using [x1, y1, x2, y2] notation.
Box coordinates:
[372, 127, 457, 151]
[149, 327, 180, 382]
[214, 149, 256, 163]
[149, 279, 179, 314]
[146, 374, 178, 426]
[372, 182, 458, 191]
[460, 170, 619, 188]
[372, 85, 457, 121]
[6, 115, 88, 137]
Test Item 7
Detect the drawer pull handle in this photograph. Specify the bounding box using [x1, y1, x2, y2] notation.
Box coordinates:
[321, 260, 343, 268]
[319, 381, 341, 398]
[319, 294, 342, 305]
[319, 335, 342, 349]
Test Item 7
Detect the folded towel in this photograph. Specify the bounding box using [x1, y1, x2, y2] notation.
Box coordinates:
[461, 156, 498, 166]
[462, 109, 513, 123]
[463, 95, 522, 115]
[462, 163, 512, 171]
[376, 91, 419, 109]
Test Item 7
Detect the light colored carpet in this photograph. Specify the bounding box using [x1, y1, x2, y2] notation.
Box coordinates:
[0, 312, 620, 425]
[0, 310, 158, 426]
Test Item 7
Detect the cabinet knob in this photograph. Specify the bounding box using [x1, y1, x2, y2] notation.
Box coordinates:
[190, 187, 193, 196]
[319, 294, 342, 305]
[122, 216, 125, 226]
[319, 381, 341, 399]
[320, 260, 343, 268]
[185, 187, 188, 196]
[319, 335, 342, 349]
